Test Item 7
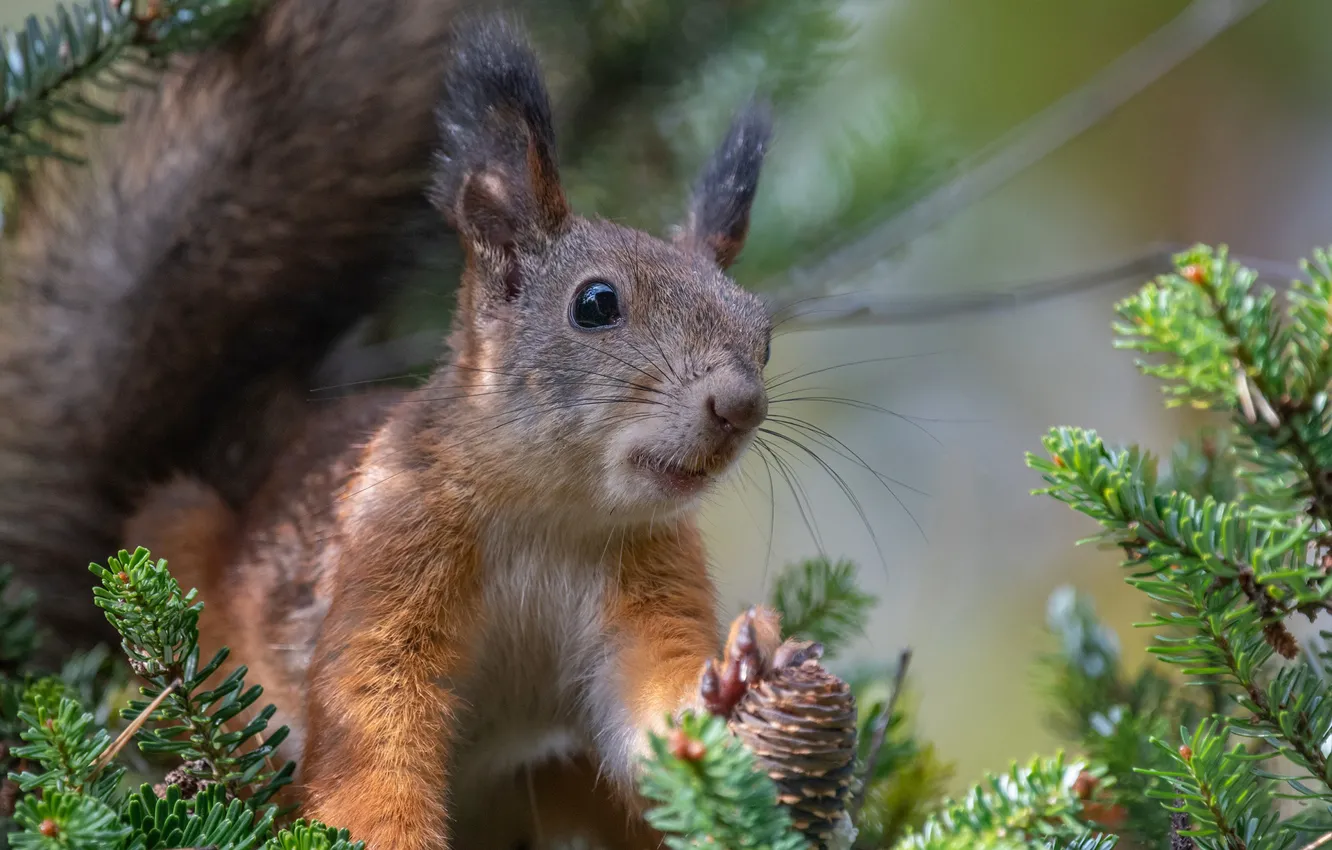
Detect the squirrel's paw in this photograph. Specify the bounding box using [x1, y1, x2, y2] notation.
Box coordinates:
[700, 606, 822, 718]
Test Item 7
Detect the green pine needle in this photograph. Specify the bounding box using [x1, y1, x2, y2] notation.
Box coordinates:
[263, 820, 365, 850]
[0, 0, 261, 179]
[10, 790, 128, 850]
[898, 755, 1116, 850]
[89, 548, 294, 805]
[121, 783, 273, 850]
[640, 712, 808, 850]
[771, 557, 877, 658]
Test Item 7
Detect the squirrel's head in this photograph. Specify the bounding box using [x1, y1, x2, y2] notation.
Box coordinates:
[429, 17, 772, 521]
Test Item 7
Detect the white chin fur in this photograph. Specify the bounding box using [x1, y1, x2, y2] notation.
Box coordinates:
[602, 461, 707, 519]
[599, 422, 754, 520]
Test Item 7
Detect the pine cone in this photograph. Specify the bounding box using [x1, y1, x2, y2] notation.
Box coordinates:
[728, 657, 858, 849]
[152, 758, 220, 800]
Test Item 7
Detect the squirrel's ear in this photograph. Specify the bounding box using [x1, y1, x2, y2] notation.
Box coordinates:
[672, 102, 772, 271]
[429, 17, 568, 262]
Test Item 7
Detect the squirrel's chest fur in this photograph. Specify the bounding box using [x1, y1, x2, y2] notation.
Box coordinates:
[446, 536, 633, 796]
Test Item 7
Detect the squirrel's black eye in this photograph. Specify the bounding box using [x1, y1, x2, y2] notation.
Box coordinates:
[571, 280, 622, 330]
[763, 341, 771, 365]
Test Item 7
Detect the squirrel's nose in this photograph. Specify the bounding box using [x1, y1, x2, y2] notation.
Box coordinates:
[705, 372, 768, 434]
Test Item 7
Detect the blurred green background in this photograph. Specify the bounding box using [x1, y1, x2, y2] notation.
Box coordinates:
[9, 0, 1331, 792]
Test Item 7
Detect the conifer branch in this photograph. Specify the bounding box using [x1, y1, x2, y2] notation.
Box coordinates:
[89, 549, 293, 805]
[1169, 807, 1197, 850]
[263, 820, 363, 850]
[897, 754, 1116, 850]
[1033, 428, 1332, 798]
[842, 668, 951, 849]
[771, 558, 876, 659]
[10, 681, 118, 798]
[850, 649, 910, 821]
[0, 0, 260, 176]
[639, 712, 809, 850]
[4, 547, 365, 849]
[1117, 246, 1332, 532]
[1137, 719, 1281, 850]
[1299, 833, 1332, 850]
[1025, 243, 1332, 845]
[11, 788, 128, 849]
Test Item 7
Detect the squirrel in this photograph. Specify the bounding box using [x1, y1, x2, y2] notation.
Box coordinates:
[126, 17, 802, 849]
[1, 0, 809, 846]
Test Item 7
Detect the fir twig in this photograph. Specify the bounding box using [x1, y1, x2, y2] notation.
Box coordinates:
[1138, 720, 1281, 850]
[849, 648, 910, 821]
[90, 549, 293, 805]
[771, 557, 876, 658]
[1033, 428, 1332, 796]
[640, 711, 807, 850]
[1026, 242, 1332, 845]
[3, 547, 369, 848]
[898, 753, 1116, 850]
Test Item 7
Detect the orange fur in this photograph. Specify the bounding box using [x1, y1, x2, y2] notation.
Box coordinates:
[612, 526, 720, 736]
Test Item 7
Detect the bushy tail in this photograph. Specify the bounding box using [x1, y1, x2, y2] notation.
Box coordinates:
[0, 0, 471, 655]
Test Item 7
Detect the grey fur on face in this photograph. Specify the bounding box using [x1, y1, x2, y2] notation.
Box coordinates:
[426, 16, 774, 521]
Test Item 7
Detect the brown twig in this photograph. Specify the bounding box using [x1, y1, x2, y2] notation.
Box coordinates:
[87, 678, 179, 780]
[1234, 567, 1300, 659]
[766, 242, 1303, 329]
[1299, 832, 1332, 850]
[848, 647, 911, 820]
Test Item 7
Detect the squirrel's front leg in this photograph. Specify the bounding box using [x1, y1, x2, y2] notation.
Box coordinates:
[301, 540, 480, 850]
[604, 592, 812, 802]
[616, 604, 785, 746]
[599, 537, 785, 798]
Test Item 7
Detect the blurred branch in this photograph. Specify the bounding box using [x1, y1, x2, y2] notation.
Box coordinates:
[850, 648, 911, 822]
[318, 0, 1278, 383]
[315, 242, 1304, 385]
[1300, 833, 1332, 850]
[767, 241, 1304, 329]
[760, 0, 1272, 302]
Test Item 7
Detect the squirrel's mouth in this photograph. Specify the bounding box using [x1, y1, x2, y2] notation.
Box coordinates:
[628, 448, 726, 495]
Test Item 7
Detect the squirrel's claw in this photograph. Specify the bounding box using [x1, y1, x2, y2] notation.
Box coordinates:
[702, 606, 814, 718]
[700, 657, 738, 716]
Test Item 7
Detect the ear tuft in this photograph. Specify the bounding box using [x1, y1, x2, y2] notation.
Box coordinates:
[674, 101, 773, 270]
[429, 15, 567, 247]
